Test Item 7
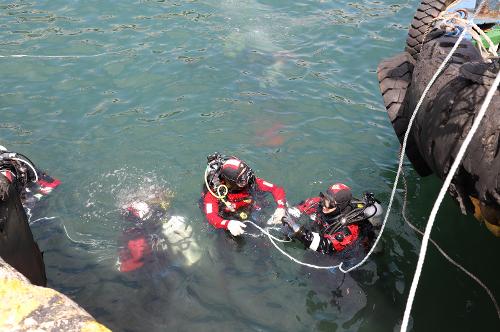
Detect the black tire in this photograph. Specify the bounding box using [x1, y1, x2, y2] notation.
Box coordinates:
[378, 53, 414, 124]
[408, 36, 499, 213]
[405, 0, 455, 60]
[377, 52, 433, 176]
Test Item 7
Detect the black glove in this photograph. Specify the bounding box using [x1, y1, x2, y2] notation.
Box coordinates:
[281, 214, 303, 238]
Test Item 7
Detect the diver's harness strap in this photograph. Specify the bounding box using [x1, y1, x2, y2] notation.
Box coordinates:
[204, 152, 255, 212]
[319, 192, 380, 237]
[0, 150, 39, 186]
[281, 192, 380, 243]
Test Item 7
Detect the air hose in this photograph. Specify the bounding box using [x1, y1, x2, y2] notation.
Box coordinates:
[204, 164, 234, 212]
[0, 151, 39, 183]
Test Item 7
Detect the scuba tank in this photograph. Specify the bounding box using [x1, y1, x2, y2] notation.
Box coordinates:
[362, 192, 384, 227]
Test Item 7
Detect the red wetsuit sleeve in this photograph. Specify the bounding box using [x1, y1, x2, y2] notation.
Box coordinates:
[296, 197, 321, 216]
[202, 191, 230, 230]
[255, 177, 286, 208]
[36, 171, 62, 195]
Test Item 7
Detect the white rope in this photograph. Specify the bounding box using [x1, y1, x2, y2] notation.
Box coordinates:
[246, 221, 344, 270]
[434, 12, 498, 58]
[401, 62, 500, 332]
[244, 220, 291, 243]
[62, 223, 110, 247]
[0, 50, 130, 59]
[29, 216, 57, 224]
[401, 164, 500, 320]
[342, 30, 467, 273]
[11, 157, 38, 183]
[246, 28, 469, 273]
[215, 9, 474, 275]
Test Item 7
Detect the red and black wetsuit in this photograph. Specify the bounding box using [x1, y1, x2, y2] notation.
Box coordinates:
[294, 196, 361, 254]
[118, 201, 169, 272]
[0, 169, 61, 211]
[202, 177, 286, 230]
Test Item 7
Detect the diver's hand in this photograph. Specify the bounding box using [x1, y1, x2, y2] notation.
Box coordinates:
[268, 207, 286, 225]
[287, 207, 301, 218]
[282, 213, 302, 237]
[227, 220, 247, 236]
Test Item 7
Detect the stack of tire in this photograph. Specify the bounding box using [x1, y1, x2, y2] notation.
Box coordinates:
[377, 0, 500, 236]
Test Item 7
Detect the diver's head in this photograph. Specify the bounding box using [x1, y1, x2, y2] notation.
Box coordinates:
[320, 183, 352, 215]
[220, 157, 254, 189]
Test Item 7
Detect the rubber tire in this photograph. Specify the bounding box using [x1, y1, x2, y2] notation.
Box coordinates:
[377, 52, 433, 176]
[408, 35, 499, 213]
[405, 0, 455, 60]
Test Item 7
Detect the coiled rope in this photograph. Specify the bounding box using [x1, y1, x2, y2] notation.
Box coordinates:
[246, 220, 344, 269]
[433, 11, 498, 58]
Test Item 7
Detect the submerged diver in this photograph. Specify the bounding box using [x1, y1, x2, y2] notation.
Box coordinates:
[118, 190, 201, 272]
[0, 145, 61, 214]
[202, 153, 287, 236]
[282, 183, 383, 255]
[118, 194, 169, 273]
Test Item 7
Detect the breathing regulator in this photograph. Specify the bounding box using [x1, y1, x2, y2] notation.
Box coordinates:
[204, 152, 233, 211]
[206, 152, 225, 190]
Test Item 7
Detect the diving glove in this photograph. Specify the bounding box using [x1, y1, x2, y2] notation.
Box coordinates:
[227, 220, 247, 236]
[282, 213, 303, 238]
[268, 207, 286, 225]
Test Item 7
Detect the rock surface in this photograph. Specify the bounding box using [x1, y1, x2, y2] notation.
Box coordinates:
[0, 257, 110, 332]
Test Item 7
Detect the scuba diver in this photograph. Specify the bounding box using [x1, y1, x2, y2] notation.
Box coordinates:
[118, 189, 201, 272]
[118, 193, 170, 272]
[202, 152, 287, 236]
[281, 183, 383, 255]
[0, 145, 61, 214]
[0, 145, 61, 286]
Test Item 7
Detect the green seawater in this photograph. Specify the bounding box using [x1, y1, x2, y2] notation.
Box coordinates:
[1, 1, 498, 331]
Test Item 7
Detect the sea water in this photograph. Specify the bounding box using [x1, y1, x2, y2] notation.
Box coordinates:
[1, 1, 497, 331]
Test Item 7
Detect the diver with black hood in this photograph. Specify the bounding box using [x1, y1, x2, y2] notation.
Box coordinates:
[0, 145, 61, 214]
[278, 183, 383, 255]
[202, 152, 287, 236]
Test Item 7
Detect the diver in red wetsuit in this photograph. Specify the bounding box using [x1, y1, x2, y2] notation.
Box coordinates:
[283, 183, 383, 255]
[118, 199, 167, 272]
[0, 145, 61, 285]
[202, 153, 287, 236]
[0, 145, 61, 213]
[118, 191, 201, 273]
